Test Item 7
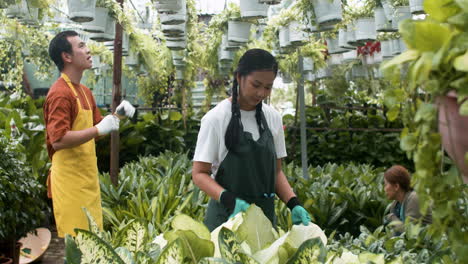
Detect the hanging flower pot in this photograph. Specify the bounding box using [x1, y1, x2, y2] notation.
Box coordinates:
[159, 0, 186, 25]
[20, 6, 39, 25]
[67, 0, 96, 23]
[381, 0, 395, 21]
[162, 23, 186, 37]
[409, 0, 424, 14]
[346, 25, 359, 47]
[122, 33, 130, 55]
[373, 51, 383, 64]
[304, 72, 316, 82]
[351, 64, 368, 78]
[281, 72, 292, 84]
[328, 53, 343, 65]
[89, 17, 115, 42]
[240, 0, 268, 19]
[259, 0, 281, 4]
[218, 48, 233, 63]
[326, 36, 347, 54]
[391, 38, 401, 55]
[5, 0, 28, 19]
[316, 67, 331, 80]
[125, 49, 139, 66]
[82, 8, 108, 33]
[221, 34, 241, 51]
[227, 21, 252, 44]
[399, 38, 407, 53]
[355, 18, 376, 43]
[289, 21, 308, 46]
[167, 39, 186, 50]
[392, 6, 411, 31]
[438, 92, 468, 183]
[279, 26, 290, 49]
[374, 7, 394, 32]
[155, 0, 182, 14]
[342, 50, 358, 62]
[91, 55, 100, 69]
[175, 69, 184, 80]
[311, 0, 342, 27]
[381, 40, 393, 58]
[173, 58, 185, 68]
[364, 54, 374, 65]
[338, 28, 354, 50]
[303, 57, 314, 72]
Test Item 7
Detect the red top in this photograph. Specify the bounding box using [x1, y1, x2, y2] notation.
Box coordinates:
[43, 77, 103, 159]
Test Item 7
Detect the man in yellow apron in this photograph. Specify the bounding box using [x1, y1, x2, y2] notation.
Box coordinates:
[44, 31, 135, 237]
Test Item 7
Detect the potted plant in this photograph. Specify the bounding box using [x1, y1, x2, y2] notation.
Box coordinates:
[0, 136, 46, 263]
[239, 0, 269, 19]
[311, 0, 343, 26]
[155, 0, 182, 14]
[409, 0, 424, 14]
[288, 20, 308, 46]
[67, 0, 96, 22]
[389, 0, 411, 31]
[159, 0, 186, 25]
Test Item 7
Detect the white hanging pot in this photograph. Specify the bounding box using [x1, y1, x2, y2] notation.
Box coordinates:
[381, 0, 395, 21]
[351, 64, 367, 78]
[303, 57, 314, 72]
[155, 0, 182, 14]
[5, 0, 28, 19]
[83, 8, 108, 33]
[259, 0, 281, 4]
[159, 0, 186, 25]
[399, 38, 407, 53]
[364, 54, 374, 65]
[391, 38, 401, 55]
[374, 7, 394, 32]
[304, 72, 316, 82]
[289, 21, 308, 46]
[167, 39, 186, 50]
[373, 51, 383, 64]
[219, 48, 233, 62]
[21, 7, 39, 25]
[91, 55, 100, 69]
[311, 0, 342, 27]
[346, 25, 358, 47]
[392, 6, 411, 30]
[355, 18, 376, 43]
[328, 53, 343, 65]
[381, 40, 393, 58]
[162, 23, 186, 36]
[67, 0, 96, 23]
[279, 26, 290, 49]
[282, 72, 292, 84]
[173, 58, 185, 68]
[240, 0, 268, 19]
[222, 34, 241, 51]
[125, 49, 138, 66]
[90, 17, 115, 42]
[227, 21, 252, 43]
[409, 0, 424, 14]
[171, 50, 184, 60]
[342, 50, 358, 62]
[326, 36, 346, 54]
[122, 33, 130, 55]
[316, 67, 331, 80]
[175, 69, 184, 80]
[338, 28, 354, 50]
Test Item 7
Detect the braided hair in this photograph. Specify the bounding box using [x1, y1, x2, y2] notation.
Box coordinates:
[225, 49, 278, 151]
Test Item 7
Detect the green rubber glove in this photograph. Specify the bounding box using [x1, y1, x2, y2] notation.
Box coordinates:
[291, 205, 311, 226]
[229, 198, 250, 218]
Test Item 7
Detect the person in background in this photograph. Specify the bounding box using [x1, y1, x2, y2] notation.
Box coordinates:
[383, 165, 432, 234]
[192, 48, 311, 231]
[44, 30, 135, 238]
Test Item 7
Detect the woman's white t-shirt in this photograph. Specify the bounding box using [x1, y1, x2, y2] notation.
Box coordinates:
[193, 99, 287, 176]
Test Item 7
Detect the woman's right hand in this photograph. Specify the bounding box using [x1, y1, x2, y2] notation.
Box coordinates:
[229, 198, 250, 218]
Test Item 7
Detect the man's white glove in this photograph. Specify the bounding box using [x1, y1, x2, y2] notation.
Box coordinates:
[116, 100, 136, 118]
[95, 115, 120, 136]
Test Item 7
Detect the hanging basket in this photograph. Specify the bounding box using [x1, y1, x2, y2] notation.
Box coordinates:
[221, 34, 241, 51]
[381, 0, 395, 21]
[399, 38, 407, 53]
[342, 50, 358, 62]
[67, 0, 96, 23]
[289, 21, 308, 46]
[438, 91, 468, 183]
[326, 36, 347, 54]
[304, 72, 316, 82]
[373, 51, 383, 64]
[218, 48, 234, 63]
[279, 26, 291, 49]
[391, 38, 401, 55]
[328, 53, 343, 65]
[82, 8, 108, 33]
[392, 6, 411, 31]
[89, 17, 115, 42]
[351, 64, 368, 78]
[303, 57, 314, 72]
[155, 0, 182, 14]
[409, 0, 425, 14]
[125, 49, 138, 66]
[240, 0, 268, 19]
[159, 0, 186, 25]
[311, 0, 343, 27]
[381, 40, 393, 58]
[167, 39, 186, 50]
[316, 67, 331, 80]
[227, 21, 252, 44]
[355, 18, 376, 43]
[91, 55, 100, 69]
[162, 23, 186, 37]
[374, 7, 394, 32]
[346, 26, 359, 47]
[5, 0, 28, 19]
[338, 28, 354, 50]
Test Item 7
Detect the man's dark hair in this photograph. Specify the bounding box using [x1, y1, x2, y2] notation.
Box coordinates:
[225, 48, 278, 151]
[49, 30, 78, 72]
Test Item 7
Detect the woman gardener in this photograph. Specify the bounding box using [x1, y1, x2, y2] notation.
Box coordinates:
[192, 49, 311, 231]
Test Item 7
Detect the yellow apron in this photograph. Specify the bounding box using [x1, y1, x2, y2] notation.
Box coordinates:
[50, 73, 103, 237]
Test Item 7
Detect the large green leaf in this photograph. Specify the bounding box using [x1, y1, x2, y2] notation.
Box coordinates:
[120, 221, 148, 253]
[169, 111, 183, 121]
[285, 238, 327, 264]
[455, 0, 468, 12]
[165, 230, 215, 263]
[399, 20, 453, 52]
[156, 238, 185, 264]
[218, 227, 258, 264]
[74, 229, 125, 264]
[65, 234, 82, 264]
[236, 205, 276, 253]
[171, 214, 211, 240]
[198, 258, 231, 264]
[460, 100, 468, 115]
[381, 50, 420, 72]
[424, 0, 462, 22]
[115, 247, 135, 264]
[454, 50, 468, 72]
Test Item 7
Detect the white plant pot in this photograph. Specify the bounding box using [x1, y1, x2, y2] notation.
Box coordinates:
[409, 0, 424, 14]
[282, 73, 292, 84]
[326, 36, 346, 54]
[338, 28, 354, 50]
[392, 6, 411, 30]
[381, 40, 393, 58]
[364, 54, 374, 65]
[90, 17, 115, 42]
[342, 50, 358, 62]
[173, 58, 185, 68]
[259, 0, 281, 4]
[351, 64, 367, 78]
[219, 48, 233, 62]
[162, 23, 186, 36]
[159, 0, 186, 25]
[221, 34, 241, 51]
[167, 39, 186, 50]
[171, 50, 184, 60]
[381, 0, 395, 21]
[316, 67, 331, 80]
[240, 0, 268, 19]
[122, 33, 130, 54]
[279, 26, 290, 48]
[5, 0, 28, 19]
[288, 21, 307, 46]
[303, 57, 314, 72]
[228, 21, 252, 43]
[83, 8, 108, 33]
[125, 50, 139, 66]
[355, 18, 376, 43]
[399, 38, 407, 53]
[374, 8, 394, 32]
[328, 53, 343, 65]
[155, 0, 182, 14]
[304, 72, 316, 82]
[311, 0, 342, 26]
[91, 55, 100, 69]
[67, 0, 96, 23]
[373, 51, 383, 64]
[391, 38, 401, 55]
[175, 69, 184, 80]
[21, 7, 39, 25]
[346, 26, 358, 47]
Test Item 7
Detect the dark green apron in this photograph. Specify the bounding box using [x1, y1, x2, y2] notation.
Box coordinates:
[204, 112, 277, 231]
